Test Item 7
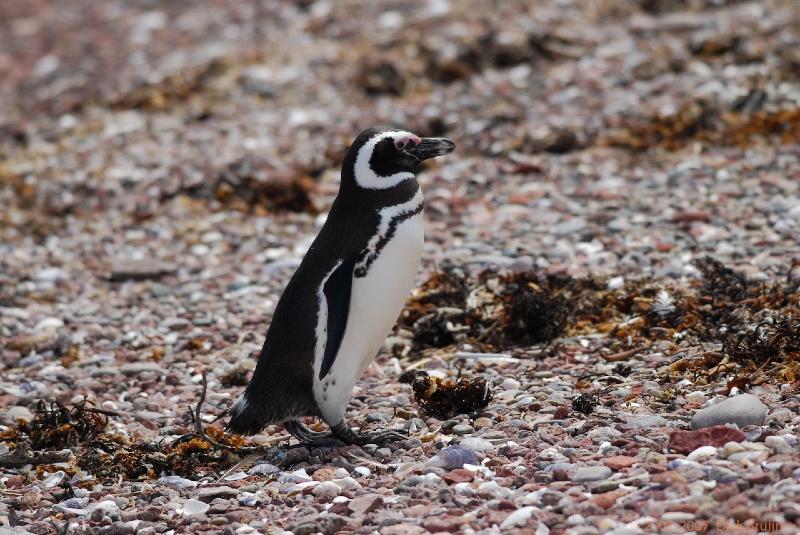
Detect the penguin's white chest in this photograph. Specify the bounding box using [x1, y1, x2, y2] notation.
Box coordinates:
[314, 208, 424, 424]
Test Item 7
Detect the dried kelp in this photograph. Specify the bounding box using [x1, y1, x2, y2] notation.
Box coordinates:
[496, 273, 568, 346]
[403, 258, 799, 388]
[571, 393, 598, 415]
[0, 400, 107, 450]
[399, 370, 492, 420]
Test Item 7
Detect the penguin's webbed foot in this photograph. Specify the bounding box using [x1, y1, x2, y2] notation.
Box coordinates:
[331, 421, 408, 446]
[284, 420, 345, 447]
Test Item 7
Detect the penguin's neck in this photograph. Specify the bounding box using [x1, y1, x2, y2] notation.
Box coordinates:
[339, 172, 421, 213]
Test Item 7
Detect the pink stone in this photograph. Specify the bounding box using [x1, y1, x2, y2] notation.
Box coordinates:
[5, 475, 25, 489]
[667, 426, 746, 454]
[603, 455, 638, 470]
[348, 494, 383, 516]
[443, 469, 474, 484]
[592, 489, 627, 509]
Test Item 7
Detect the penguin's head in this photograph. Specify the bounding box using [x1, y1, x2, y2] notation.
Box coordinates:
[344, 127, 455, 190]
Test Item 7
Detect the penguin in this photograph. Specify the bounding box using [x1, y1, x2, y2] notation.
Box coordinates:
[227, 127, 455, 445]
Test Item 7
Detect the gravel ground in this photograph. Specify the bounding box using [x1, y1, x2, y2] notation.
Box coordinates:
[2, 1, 800, 534]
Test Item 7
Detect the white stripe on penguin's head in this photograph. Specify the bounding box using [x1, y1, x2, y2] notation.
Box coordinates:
[353, 130, 421, 190]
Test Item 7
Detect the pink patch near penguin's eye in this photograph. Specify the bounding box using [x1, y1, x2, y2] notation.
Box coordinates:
[394, 133, 421, 150]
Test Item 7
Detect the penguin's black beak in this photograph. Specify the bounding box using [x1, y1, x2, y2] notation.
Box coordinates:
[408, 137, 456, 161]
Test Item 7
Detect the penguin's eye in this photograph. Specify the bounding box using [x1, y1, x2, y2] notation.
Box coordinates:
[394, 139, 408, 151]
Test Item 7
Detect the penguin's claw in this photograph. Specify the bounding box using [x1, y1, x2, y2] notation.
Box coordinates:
[331, 421, 408, 446]
[361, 429, 408, 445]
[284, 420, 345, 447]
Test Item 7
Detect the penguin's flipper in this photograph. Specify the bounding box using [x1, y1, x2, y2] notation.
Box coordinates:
[319, 255, 357, 379]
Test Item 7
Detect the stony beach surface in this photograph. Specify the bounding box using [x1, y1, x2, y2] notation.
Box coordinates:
[1, 0, 800, 533]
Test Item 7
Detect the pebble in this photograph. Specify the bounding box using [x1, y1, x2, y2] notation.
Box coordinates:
[353, 467, 371, 478]
[459, 437, 495, 451]
[572, 466, 613, 482]
[473, 417, 493, 429]
[312, 481, 341, 499]
[691, 394, 767, 429]
[426, 446, 479, 470]
[180, 499, 209, 516]
[4, 405, 34, 423]
[765, 435, 793, 453]
[603, 456, 638, 470]
[686, 445, 719, 461]
[501, 378, 521, 390]
[348, 494, 383, 515]
[452, 424, 475, 435]
[248, 463, 280, 476]
[685, 391, 707, 405]
[626, 415, 667, 428]
[156, 476, 198, 489]
[499, 506, 537, 529]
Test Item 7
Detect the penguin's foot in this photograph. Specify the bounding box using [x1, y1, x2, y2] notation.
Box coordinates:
[284, 420, 345, 447]
[331, 421, 408, 446]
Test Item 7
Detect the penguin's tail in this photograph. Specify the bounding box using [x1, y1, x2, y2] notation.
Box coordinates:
[226, 393, 270, 436]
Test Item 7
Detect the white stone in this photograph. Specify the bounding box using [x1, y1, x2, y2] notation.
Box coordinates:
[459, 437, 495, 452]
[685, 391, 707, 405]
[500, 506, 537, 529]
[4, 406, 34, 423]
[686, 446, 719, 462]
[181, 499, 209, 516]
[312, 481, 341, 498]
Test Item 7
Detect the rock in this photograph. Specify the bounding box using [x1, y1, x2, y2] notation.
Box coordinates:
[224, 510, 254, 524]
[451, 424, 474, 435]
[311, 467, 338, 481]
[193, 486, 238, 500]
[473, 417, 493, 429]
[708, 466, 738, 482]
[290, 514, 347, 535]
[685, 391, 707, 405]
[5, 474, 25, 489]
[592, 489, 627, 509]
[108, 259, 176, 281]
[379, 523, 427, 535]
[248, 463, 280, 476]
[4, 405, 34, 423]
[690, 394, 767, 429]
[312, 481, 341, 500]
[443, 469, 475, 484]
[625, 415, 667, 428]
[348, 494, 383, 515]
[572, 466, 613, 483]
[120, 362, 165, 376]
[686, 445, 719, 461]
[156, 476, 198, 489]
[499, 506, 537, 529]
[603, 456, 638, 470]
[422, 514, 464, 533]
[668, 426, 746, 454]
[458, 437, 495, 452]
[501, 378, 521, 390]
[388, 395, 410, 407]
[765, 435, 794, 453]
[35, 267, 70, 282]
[180, 499, 209, 516]
[426, 446, 479, 470]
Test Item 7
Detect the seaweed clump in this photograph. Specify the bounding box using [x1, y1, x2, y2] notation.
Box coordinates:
[399, 370, 492, 419]
[571, 393, 598, 415]
[496, 273, 568, 346]
[0, 400, 107, 450]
